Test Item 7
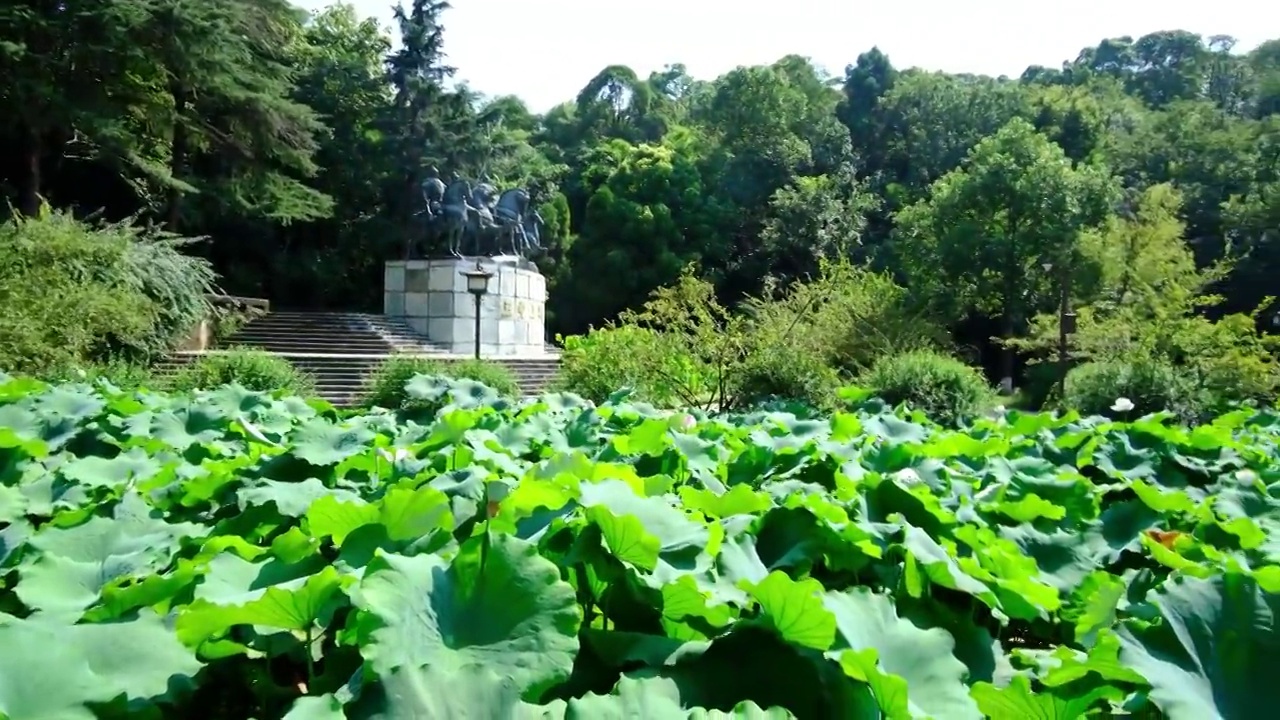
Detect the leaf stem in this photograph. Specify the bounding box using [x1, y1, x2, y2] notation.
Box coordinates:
[303, 625, 315, 692]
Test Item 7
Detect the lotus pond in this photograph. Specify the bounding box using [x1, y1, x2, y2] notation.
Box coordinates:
[1, 374, 1278, 719]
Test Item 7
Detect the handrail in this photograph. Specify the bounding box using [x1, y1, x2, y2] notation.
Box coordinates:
[205, 294, 270, 311]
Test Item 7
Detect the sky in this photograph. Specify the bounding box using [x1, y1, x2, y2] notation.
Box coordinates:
[296, 0, 1278, 113]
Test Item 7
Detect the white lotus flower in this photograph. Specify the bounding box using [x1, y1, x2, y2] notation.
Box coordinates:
[892, 468, 923, 487]
[377, 447, 413, 463]
[1111, 397, 1135, 413]
[669, 413, 696, 431]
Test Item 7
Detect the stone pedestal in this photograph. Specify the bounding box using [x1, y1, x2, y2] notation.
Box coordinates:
[384, 257, 547, 357]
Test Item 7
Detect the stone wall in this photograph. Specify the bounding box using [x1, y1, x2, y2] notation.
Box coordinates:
[384, 258, 547, 357]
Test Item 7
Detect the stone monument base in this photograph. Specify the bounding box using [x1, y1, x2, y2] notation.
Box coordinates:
[384, 257, 547, 357]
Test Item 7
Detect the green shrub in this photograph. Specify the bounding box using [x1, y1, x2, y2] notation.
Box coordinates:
[114, 228, 218, 359]
[558, 263, 947, 412]
[210, 302, 268, 345]
[1062, 359, 1194, 419]
[1174, 313, 1280, 414]
[744, 260, 948, 375]
[1018, 360, 1069, 409]
[362, 356, 519, 411]
[166, 349, 315, 397]
[553, 326, 697, 406]
[444, 359, 519, 397]
[0, 207, 216, 376]
[362, 356, 446, 410]
[55, 359, 155, 391]
[860, 350, 995, 425]
[731, 345, 841, 410]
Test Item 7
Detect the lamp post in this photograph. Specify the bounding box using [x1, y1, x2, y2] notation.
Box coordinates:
[460, 262, 493, 360]
[1042, 260, 1076, 396]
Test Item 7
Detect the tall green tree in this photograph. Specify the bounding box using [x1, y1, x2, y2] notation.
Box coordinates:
[248, 3, 396, 309]
[894, 118, 1118, 385]
[837, 47, 898, 177]
[386, 0, 477, 257]
[0, 1, 149, 215]
[132, 0, 331, 231]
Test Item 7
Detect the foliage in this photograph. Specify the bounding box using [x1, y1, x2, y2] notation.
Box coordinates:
[730, 344, 841, 410]
[166, 348, 316, 397]
[361, 355, 446, 410]
[859, 349, 996, 425]
[0, 208, 214, 376]
[553, 327, 691, 406]
[614, 267, 748, 410]
[1015, 184, 1280, 412]
[743, 260, 948, 375]
[39, 358, 156, 391]
[8, 377, 1280, 717]
[2, 12, 1279, 402]
[209, 303, 269, 345]
[363, 356, 519, 412]
[893, 118, 1118, 383]
[440, 358, 519, 398]
[1062, 359, 1193, 420]
[561, 262, 950, 411]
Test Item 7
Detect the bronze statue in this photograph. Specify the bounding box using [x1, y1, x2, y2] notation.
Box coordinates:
[415, 170, 545, 260]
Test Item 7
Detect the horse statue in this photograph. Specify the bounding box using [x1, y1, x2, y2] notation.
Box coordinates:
[465, 181, 498, 253]
[415, 170, 546, 259]
[519, 209, 544, 256]
[491, 188, 533, 256]
[421, 167, 446, 219]
[438, 178, 474, 257]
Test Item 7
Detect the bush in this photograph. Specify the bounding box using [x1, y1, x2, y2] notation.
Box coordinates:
[558, 263, 948, 411]
[744, 260, 948, 375]
[363, 356, 519, 410]
[445, 359, 519, 397]
[860, 350, 995, 425]
[731, 343, 842, 410]
[50, 359, 155, 391]
[1012, 186, 1280, 415]
[362, 356, 446, 410]
[553, 326, 699, 406]
[166, 349, 315, 397]
[1173, 313, 1280, 414]
[1062, 359, 1194, 419]
[0, 207, 216, 376]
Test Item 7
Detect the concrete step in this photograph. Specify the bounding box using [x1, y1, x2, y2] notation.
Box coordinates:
[224, 312, 454, 355]
[174, 309, 561, 407]
[222, 342, 398, 354]
[156, 350, 561, 407]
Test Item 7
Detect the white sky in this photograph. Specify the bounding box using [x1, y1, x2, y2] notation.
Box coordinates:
[296, 0, 1279, 112]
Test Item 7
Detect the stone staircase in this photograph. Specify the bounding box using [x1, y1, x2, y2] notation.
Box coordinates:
[158, 311, 561, 406]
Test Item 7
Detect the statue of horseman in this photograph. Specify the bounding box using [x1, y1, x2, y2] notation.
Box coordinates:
[414, 169, 545, 261]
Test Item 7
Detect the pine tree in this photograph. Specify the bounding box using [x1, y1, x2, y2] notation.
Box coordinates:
[131, 0, 332, 231]
[0, 0, 148, 215]
[386, 0, 480, 256]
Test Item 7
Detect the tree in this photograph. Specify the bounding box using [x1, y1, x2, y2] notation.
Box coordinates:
[251, 3, 397, 309]
[837, 47, 898, 177]
[386, 0, 474, 257]
[130, 0, 331, 231]
[893, 118, 1118, 386]
[871, 71, 1029, 202]
[551, 136, 720, 332]
[0, 1, 150, 215]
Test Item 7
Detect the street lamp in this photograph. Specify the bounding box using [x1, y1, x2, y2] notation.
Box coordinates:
[460, 262, 493, 360]
[1042, 261, 1076, 396]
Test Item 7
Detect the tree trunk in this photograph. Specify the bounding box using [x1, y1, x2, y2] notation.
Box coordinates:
[167, 81, 189, 232]
[404, 172, 417, 260]
[1000, 312, 1016, 394]
[19, 121, 43, 216]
